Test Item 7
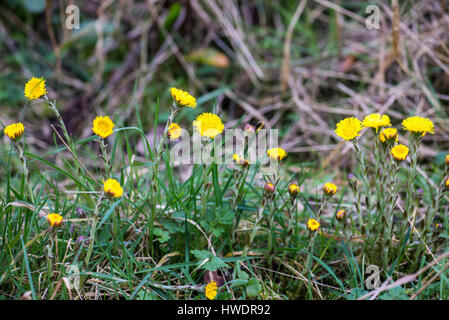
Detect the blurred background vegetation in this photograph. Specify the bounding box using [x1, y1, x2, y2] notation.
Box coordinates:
[2, 0, 447, 176]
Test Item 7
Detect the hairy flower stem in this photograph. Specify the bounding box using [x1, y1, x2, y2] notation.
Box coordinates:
[415, 167, 449, 264]
[98, 138, 111, 178]
[151, 105, 180, 216]
[266, 201, 276, 268]
[45, 96, 72, 145]
[284, 198, 298, 247]
[243, 197, 266, 257]
[352, 140, 369, 234]
[404, 136, 421, 217]
[13, 141, 34, 202]
[84, 193, 105, 269]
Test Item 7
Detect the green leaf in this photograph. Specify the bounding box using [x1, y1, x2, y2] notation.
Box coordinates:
[136, 290, 159, 300]
[237, 270, 249, 281]
[217, 210, 235, 225]
[246, 278, 261, 297]
[203, 256, 229, 271]
[191, 250, 212, 260]
[153, 228, 170, 243]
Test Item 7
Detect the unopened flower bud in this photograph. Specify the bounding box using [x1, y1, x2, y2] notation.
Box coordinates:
[379, 128, 398, 143]
[336, 209, 346, 221]
[288, 183, 300, 198]
[264, 182, 275, 194]
[244, 124, 255, 133]
[445, 155, 449, 166]
[416, 189, 424, 201]
[76, 207, 86, 218]
[323, 183, 337, 197]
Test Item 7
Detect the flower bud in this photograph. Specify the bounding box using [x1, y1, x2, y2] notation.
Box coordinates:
[264, 182, 275, 194]
[288, 183, 300, 198]
[76, 207, 86, 218]
[445, 155, 449, 166]
[416, 189, 424, 202]
[244, 124, 255, 133]
[445, 177, 449, 191]
[435, 223, 443, 232]
[336, 209, 346, 221]
[323, 183, 337, 196]
[379, 128, 398, 143]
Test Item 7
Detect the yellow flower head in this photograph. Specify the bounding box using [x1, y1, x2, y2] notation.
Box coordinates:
[402, 116, 434, 137]
[205, 281, 217, 300]
[307, 219, 320, 232]
[391, 144, 409, 161]
[170, 87, 197, 108]
[336, 209, 346, 221]
[47, 213, 63, 228]
[93, 116, 115, 138]
[362, 113, 391, 132]
[379, 128, 398, 143]
[267, 148, 287, 161]
[334, 117, 363, 141]
[24, 77, 47, 100]
[445, 177, 449, 190]
[193, 113, 224, 139]
[323, 183, 337, 196]
[167, 123, 182, 140]
[445, 155, 449, 166]
[4, 123, 25, 140]
[103, 178, 123, 198]
[288, 183, 300, 197]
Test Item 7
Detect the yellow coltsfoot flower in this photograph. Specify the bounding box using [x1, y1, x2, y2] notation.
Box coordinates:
[334, 117, 363, 141]
[46, 213, 63, 228]
[391, 144, 409, 161]
[402, 116, 434, 137]
[4, 123, 25, 140]
[307, 218, 320, 232]
[362, 113, 391, 132]
[267, 148, 287, 161]
[379, 128, 398, 143]
[323, 182, 337, 196]
[205, 281, 218, 300]
[103, 178, 123, 198]
[24, 77, 47, 100]
[170, 87, 197, 108]
[93, 116, 115, 138]
[167, 123, 182, 140]
[193, 113, 224, 139]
